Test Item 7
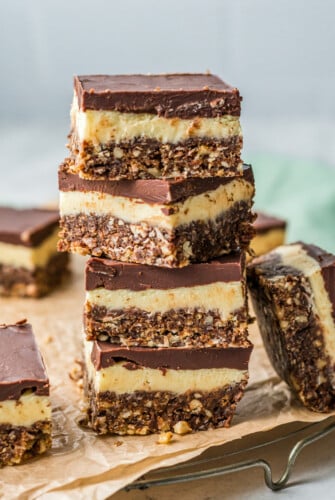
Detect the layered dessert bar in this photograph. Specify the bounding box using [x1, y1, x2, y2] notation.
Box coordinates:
[84, 339, 252, 435]
[247, 243, 335, 412]
[58, 162, 255, 267]
[0, 207, 69, 297]
[250, 212, 286, 258]
[84, 253, 249, 348]
[69, 73, 242, 180]
[0, 322, 51, 466]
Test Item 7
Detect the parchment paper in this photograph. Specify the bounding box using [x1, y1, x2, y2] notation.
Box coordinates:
[0, 255, 333, 500]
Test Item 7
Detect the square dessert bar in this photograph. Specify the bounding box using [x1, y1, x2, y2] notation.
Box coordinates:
[58, 162, 255, 267]
[0, 322, 51, 466]
[247, 242, 335, 412]
[250, 212, 286, 258]
[84, 339, 252, 435]
[0, 207, 69, 297]
[84, 253, 250, 348]
[69, 73, 243, 180]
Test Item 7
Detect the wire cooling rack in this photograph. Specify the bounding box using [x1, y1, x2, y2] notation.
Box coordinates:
[125, 418, 335, 492]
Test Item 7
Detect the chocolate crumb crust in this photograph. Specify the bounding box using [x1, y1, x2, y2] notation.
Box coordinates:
[0, 207, 59, 247]
[247, 258, 335, 412]
[74, 73, 241, 118]
[0, 253, 69, 298]
[84, 305, 249, 348]
[68, 135, 243, 181]
[85, 378, 248, 435]
[0, 421, 51, 467]
[58, 201, 255, 268]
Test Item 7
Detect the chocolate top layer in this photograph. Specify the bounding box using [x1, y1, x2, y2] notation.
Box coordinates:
[91, 342, 252, 371]
[86, 253, 244, 292]
[253, 212, 287, 234]
[300, 242, 335, 323]
[74, 73, 241, 118]
[59, 162, 254, 205]
[0, 323, 49, 401]
[0, 206, 59, 247]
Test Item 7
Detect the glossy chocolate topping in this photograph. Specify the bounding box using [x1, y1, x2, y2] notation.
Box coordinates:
[91, 342, 253, 371]
[59, 162, 254, 205]
[300, 242, 335, 323]
[0, 206, 59, 247]
[0, 323, 49, 401]
[74, 73, 241, 118]
[86, 253, 244, 292]
[253, 212, 287, 234]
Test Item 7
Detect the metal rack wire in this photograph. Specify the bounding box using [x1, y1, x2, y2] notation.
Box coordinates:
[125, 418, 335, 492]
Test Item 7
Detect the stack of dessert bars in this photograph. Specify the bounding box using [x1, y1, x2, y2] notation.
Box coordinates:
[58, 73, 255, 435]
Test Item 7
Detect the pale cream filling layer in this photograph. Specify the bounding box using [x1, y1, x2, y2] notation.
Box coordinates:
[274, 244, 335, 380]
[71, 96, 242, 145]
[60, 177, 253, 229]
[84, 341, 246, 395]
[0, 227, 60, 271]
[0, 392, 51, 426]
[250, 229, 286, 258]
[86, 281, 244, 318]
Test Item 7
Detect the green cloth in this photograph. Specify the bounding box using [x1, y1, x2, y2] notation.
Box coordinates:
[250, 154, 335, 252]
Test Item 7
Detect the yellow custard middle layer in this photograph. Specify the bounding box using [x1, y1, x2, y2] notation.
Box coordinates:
[0, 227, 59, 270]
[86, 281, 245, 318]
[0, 392, 51, 426]
[71, 96, 242, 145]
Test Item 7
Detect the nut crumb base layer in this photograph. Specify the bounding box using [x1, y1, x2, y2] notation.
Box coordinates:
[69, 135, 243, 180]
[0, 253, 69, 298]
[0, 420, 51, 467]
[85, 378, 248, 435]
[58, 202, 254, 267]
[84, 305, 249, 348]
[248, 264, 335, 412]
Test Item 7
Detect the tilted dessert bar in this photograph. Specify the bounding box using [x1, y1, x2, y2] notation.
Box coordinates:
[84, 254, 249, 348]
[69, 73, 242, 180]
[58, 162, 255, 267]
[0, 322, 51, 466]
[84, 339, 252, 435]
[250, 212, 286, 258]
[247, 242, 335, 412]
[0, 207, 69, 297]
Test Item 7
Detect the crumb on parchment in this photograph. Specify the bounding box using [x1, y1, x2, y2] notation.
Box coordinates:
[69, 359, 84, 390]
[157, 432, 174, 444]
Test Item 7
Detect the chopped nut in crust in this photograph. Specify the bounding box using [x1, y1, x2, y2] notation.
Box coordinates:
[173, 421, 192, 435]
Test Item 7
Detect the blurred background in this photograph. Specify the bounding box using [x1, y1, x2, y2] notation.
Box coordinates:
[0, 0, 334, 249]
